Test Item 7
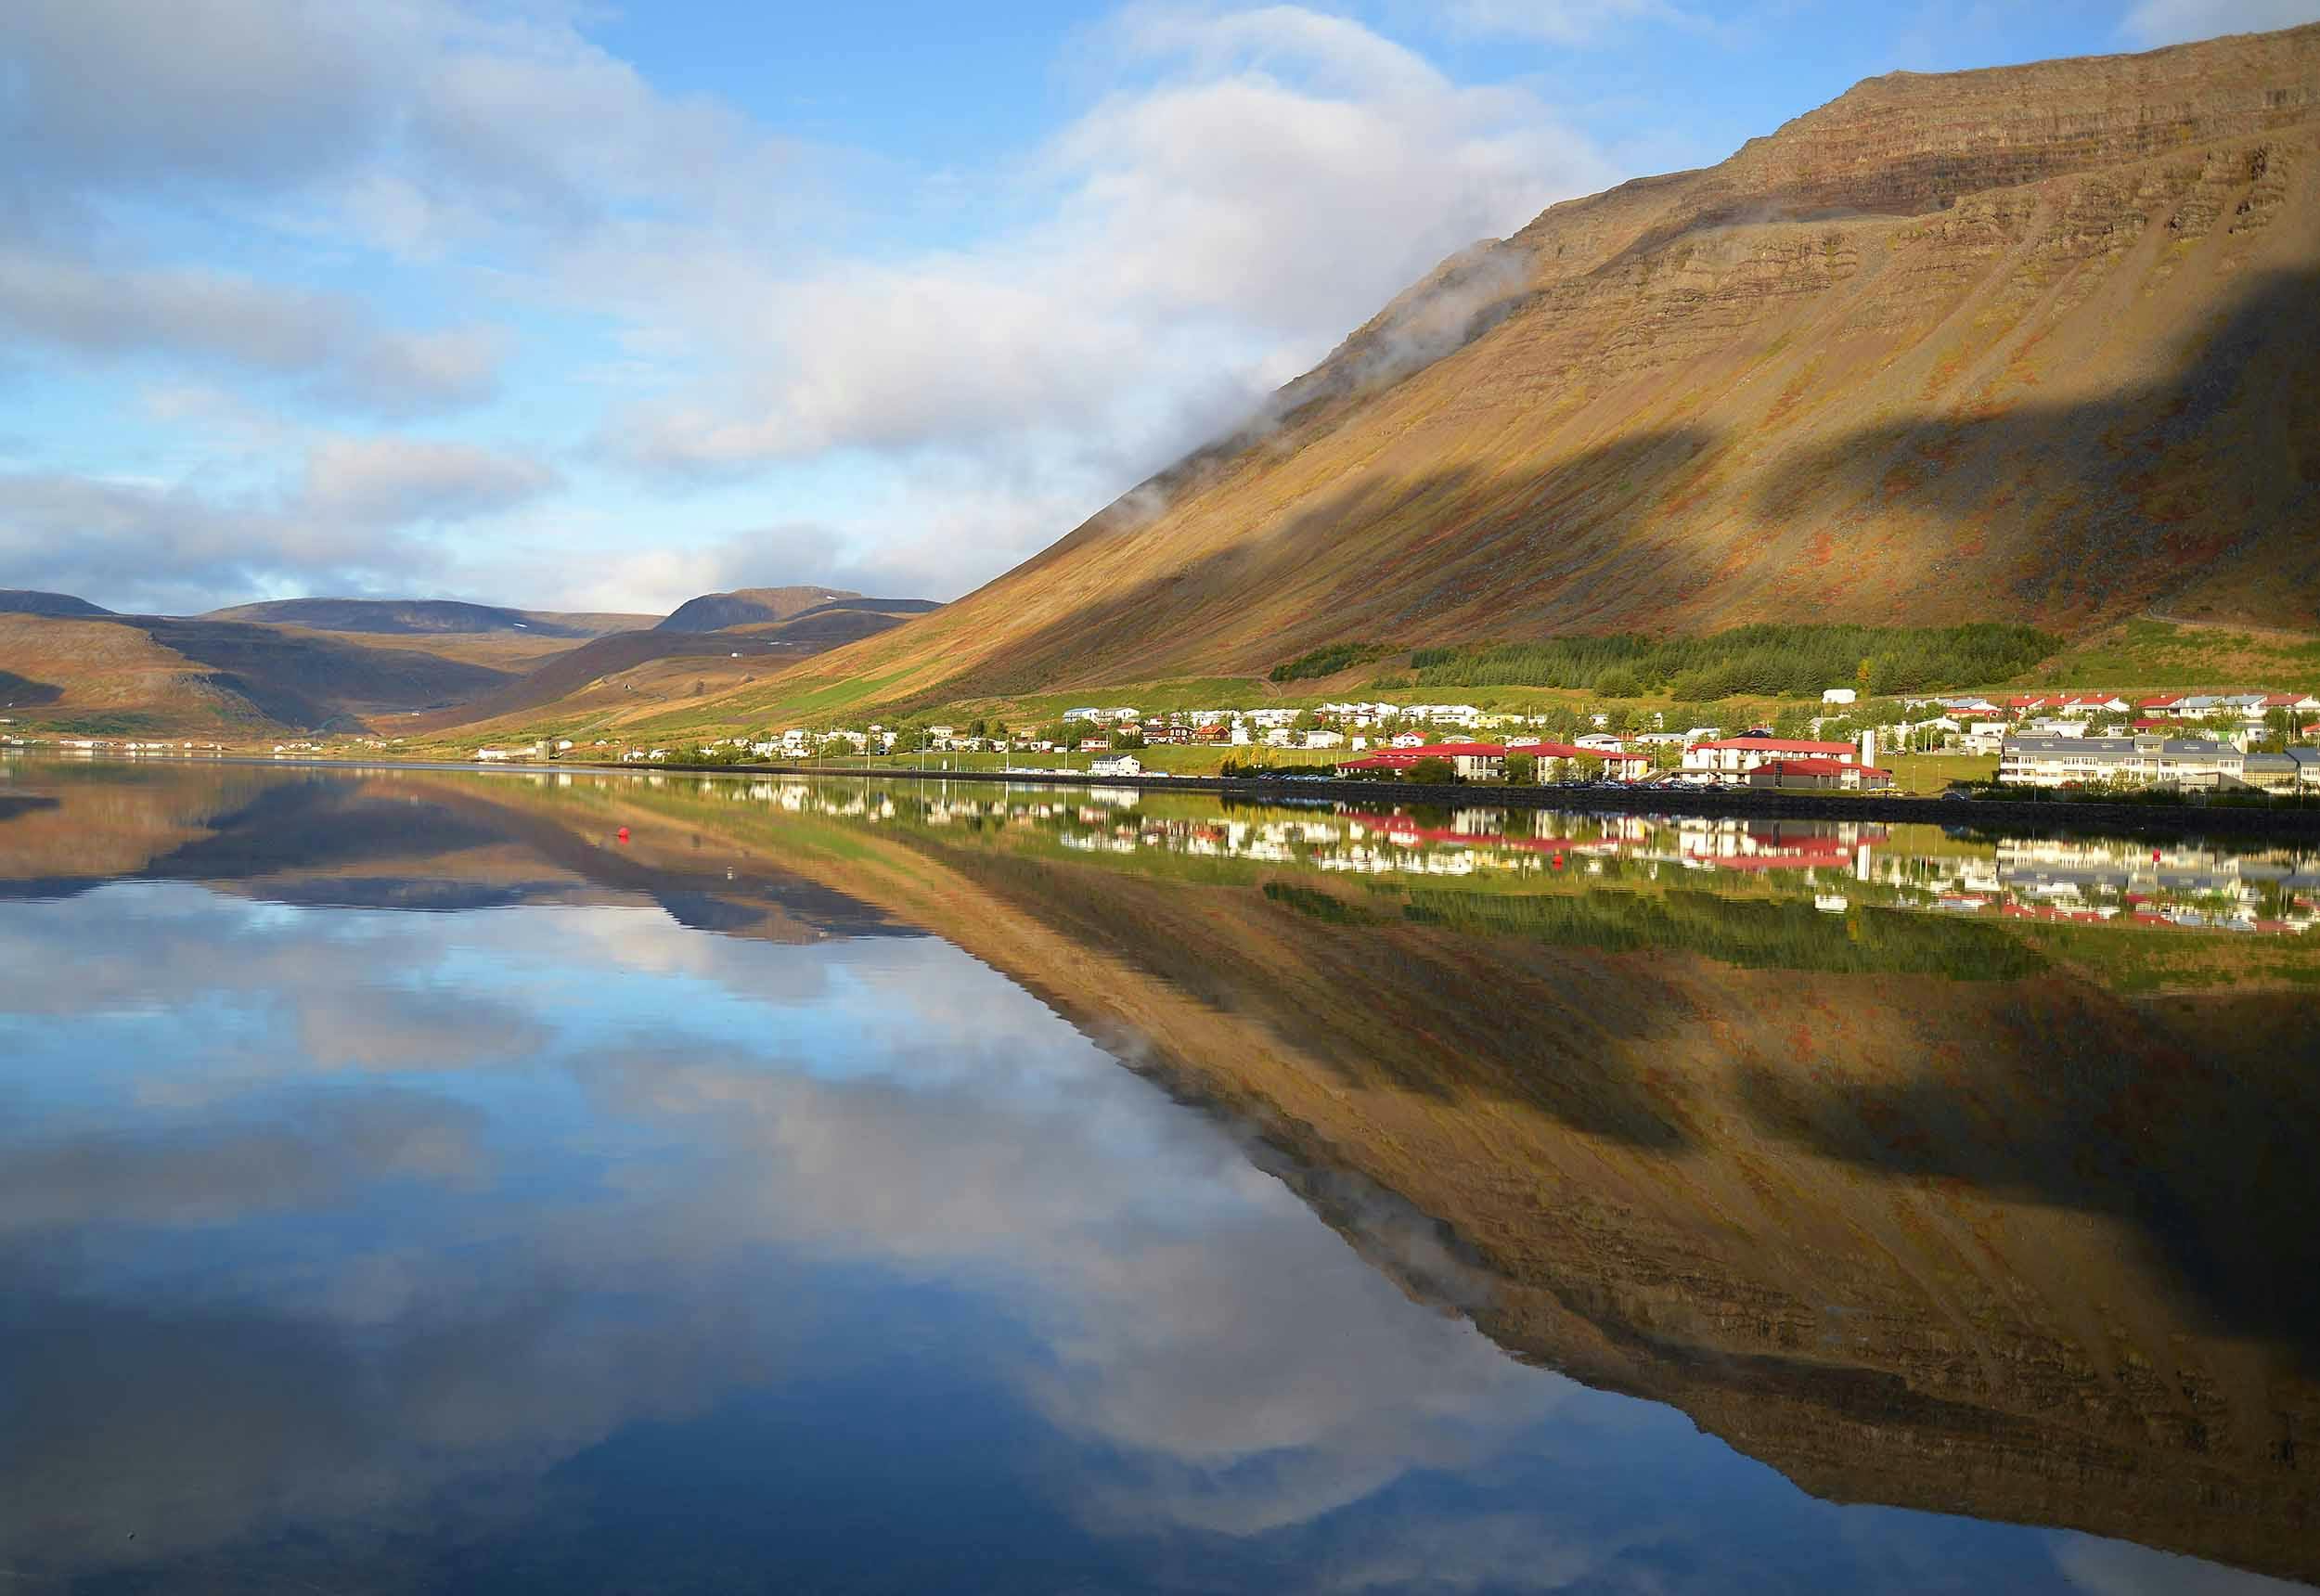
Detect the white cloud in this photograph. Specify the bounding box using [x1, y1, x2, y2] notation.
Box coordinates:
[608, 6, 1610, 492]
[1441, 0, 1701, 46]
[2120, 0, 2320, 46]
[298, 436, 558, 529]
[2052, 1531, 2314, 1595]
[0, 247, 508, 416]
[0, 434, 558, 611]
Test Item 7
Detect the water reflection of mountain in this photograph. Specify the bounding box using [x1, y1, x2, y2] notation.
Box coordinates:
[3, 763, 2314, 1582]
[562, 775, 2319, 1584]
[0, 763, 916, 941]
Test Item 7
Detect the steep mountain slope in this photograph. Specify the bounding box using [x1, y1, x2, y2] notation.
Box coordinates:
[737, 24, 2320, 714]
[655, 586, 860, 632]
[203, 598, 653, 638]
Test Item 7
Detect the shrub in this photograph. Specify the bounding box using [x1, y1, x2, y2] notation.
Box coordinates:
[1412, 624, 2059, 697]
[1270, 642, 1395, 683]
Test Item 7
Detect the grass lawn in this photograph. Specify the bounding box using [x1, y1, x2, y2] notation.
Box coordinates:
[1881, 752, 1996, 794]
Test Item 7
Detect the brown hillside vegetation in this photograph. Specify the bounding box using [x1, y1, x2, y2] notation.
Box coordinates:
[737, 25, 2320, 716]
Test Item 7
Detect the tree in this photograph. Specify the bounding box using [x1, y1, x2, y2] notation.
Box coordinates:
[1112, 727, 1147, 750]
[1407, 756, 1457, 785]
[1505, 753, 1538, 784]
[1594, 665, 1643, 699]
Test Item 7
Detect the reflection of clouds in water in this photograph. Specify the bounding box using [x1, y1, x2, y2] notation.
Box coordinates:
[0, 878, 1587, 1577]
[2052, 1534, 2313, 1595]
[580, 1054, 1566, 1538]
[0, 1090, 489, 1235]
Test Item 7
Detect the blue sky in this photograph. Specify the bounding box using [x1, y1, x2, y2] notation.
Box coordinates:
[2, 0, 2314, 615]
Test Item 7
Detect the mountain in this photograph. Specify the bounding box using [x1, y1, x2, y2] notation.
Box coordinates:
[655, 586, 862, 632]
[0, 611, 516, 733]
[408, 598, 938, 734]
[732, 24, 2320, 715]
[0, 590, 113, 619]
[202, 598, 653, 638]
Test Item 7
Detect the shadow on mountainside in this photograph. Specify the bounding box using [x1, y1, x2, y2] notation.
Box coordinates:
[1735, 987, 2320, 1369]
[896, 266, 2318, 701]
[1746, 265, 2320, 624]
[0, 669, 63, 709]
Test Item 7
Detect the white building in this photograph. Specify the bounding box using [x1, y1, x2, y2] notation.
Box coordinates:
[1997, 735, 2249, 789]
[1089, 753, 1142, 778]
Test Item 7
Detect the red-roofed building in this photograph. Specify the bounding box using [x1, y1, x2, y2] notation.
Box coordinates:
[1682, 737, 1857, 778]
[1336, 742, 1508, 780]
[1743, 757, 1895, 792]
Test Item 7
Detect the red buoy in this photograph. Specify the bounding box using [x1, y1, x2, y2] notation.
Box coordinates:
[617, 827, 630, 843]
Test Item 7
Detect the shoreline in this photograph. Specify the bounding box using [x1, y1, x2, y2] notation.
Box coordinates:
[16, 751, 2320, 837]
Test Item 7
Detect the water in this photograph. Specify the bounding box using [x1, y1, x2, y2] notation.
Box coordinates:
[1, 759, 2314, 1593]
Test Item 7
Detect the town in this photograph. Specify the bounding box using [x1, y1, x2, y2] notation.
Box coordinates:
[464, 684, 2320, 797]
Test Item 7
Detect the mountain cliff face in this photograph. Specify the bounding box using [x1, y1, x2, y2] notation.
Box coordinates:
[754, 24, 2320, 712]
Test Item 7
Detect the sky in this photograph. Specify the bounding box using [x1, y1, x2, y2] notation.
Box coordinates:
[3, 0, 2315, 616]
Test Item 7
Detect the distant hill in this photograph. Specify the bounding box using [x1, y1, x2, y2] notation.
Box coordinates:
[0, 611, 517, 733]
[413, 599, 934, 733]
[0, 590, 113, 619]
[203, 598, 651, 638]
[655, 586, 860, 632]
[717, 23, 2320, 717]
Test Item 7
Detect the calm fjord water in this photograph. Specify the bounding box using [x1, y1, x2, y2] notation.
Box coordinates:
[1, 760, 2314, 1594]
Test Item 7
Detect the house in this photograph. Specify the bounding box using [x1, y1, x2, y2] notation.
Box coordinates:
[1822, 688, 1857, 705]
[1683, 737, 1858, 778]
[1744, 758, 1894, 792]
[1089, 753, 1142, 778]
[2240, 748, 2320, 793]
[1336, 742, 1508, 780]
[1997, 735, 2248, 789]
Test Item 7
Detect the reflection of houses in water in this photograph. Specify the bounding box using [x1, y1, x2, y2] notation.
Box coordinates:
[1671, 818, 1884, 880]
[1994, 840, 2320, 931]
[622, 774, 2318, 935]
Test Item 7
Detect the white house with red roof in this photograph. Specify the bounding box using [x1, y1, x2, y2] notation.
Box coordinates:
[1682, 737, 1857, 778]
